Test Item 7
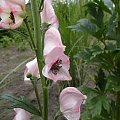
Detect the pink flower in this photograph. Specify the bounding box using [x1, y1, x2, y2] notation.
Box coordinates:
[43, 27, 65, 57]
[59, 87, 87, 120]
[43, 27, 71, 82]
[42, 50, 72, 82]
[24, 58, 40, 83]
[40, 0, 59, 28]
[13, 108, 30, 120]
[0, 0, 25, 29]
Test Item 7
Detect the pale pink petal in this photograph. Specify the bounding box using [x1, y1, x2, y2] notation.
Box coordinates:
[59, 87, 87, 120]
[5, 0, 25, 11]
[13, 108, 30, 120]
[44, 47, 64, 64]
[41, 0, 59, 28]
[42, 51, 71, 82]
[24, 58, 40, 83]
[44, 27, 65, 56]
[0, 0, 10, 13]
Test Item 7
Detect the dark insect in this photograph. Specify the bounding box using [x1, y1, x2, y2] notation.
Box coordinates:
[0, 17, 2, 21]
[9, 12, 15, 24]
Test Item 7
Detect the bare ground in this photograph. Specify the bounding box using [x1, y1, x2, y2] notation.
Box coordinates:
[0, 47, 66, 120]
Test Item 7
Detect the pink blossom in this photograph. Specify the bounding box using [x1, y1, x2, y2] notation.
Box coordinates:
[43, 26, 71, 81]
[24, 58, 40, 83]
[43, 27, 65, 57]
[0, 0, 25, 29]
[40, 0, 59, 28]
[59, 87, 87, 120]
[13, 108, 30, 120]
[42, 50, 72, 82]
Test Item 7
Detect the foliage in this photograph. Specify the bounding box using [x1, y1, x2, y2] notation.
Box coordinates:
[70, 0, 120, 119]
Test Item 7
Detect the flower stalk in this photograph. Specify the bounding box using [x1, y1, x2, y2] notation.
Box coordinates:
[31, 78, 42, 115]
[24, 18, 36, 50]
[30, 0, 48, 119]
[43, 87, 48, 120]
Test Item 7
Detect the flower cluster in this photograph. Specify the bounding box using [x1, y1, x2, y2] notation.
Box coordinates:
[0, 0, 87, 120]
[25, 0, 71, 82]
[24, 1, 87, 120]
[41, 0, 71, 82]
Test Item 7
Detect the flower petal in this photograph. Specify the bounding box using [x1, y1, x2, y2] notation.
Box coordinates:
[5, 0, 25, 11]
[44, 47, 64, 64]
[44, 27, 65, 56]
[59, 87, 87, 120]
[13, 108, 30, 120]
[41, 0, 58, 28]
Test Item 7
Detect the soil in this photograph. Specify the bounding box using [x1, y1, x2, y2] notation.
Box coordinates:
[0, 47, 66, 120]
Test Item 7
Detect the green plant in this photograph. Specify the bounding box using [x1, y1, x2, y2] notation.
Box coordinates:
[70, 0, 120, 119]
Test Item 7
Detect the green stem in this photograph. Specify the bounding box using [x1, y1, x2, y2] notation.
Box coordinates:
[30, 0, 48, 120]
[24, 18, 36, 50]
[43, 87, 48, 120]
[31, 79, 42, 115]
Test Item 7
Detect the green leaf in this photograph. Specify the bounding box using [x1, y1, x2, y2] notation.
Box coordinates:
[69, 19, 97, 34]
[74, 48, 92, 61]
[85, 0, 111, 28]
[90, 95, 102, 117]
[89, 94, 110, 118]
[1, 94, 41, 116]
[102, 96, 110, 112]
[106, 75, 120, 91]
[105, 12, 120, 41]
[95, 68, 107, 92]
[78, 85, 99, 101]
[95, 0, 112, 14]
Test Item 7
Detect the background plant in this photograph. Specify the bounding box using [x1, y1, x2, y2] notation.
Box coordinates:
[70, 0, 120, 119]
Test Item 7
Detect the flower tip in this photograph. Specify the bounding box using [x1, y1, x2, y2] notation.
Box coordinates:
[83, 95, 87, 99]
